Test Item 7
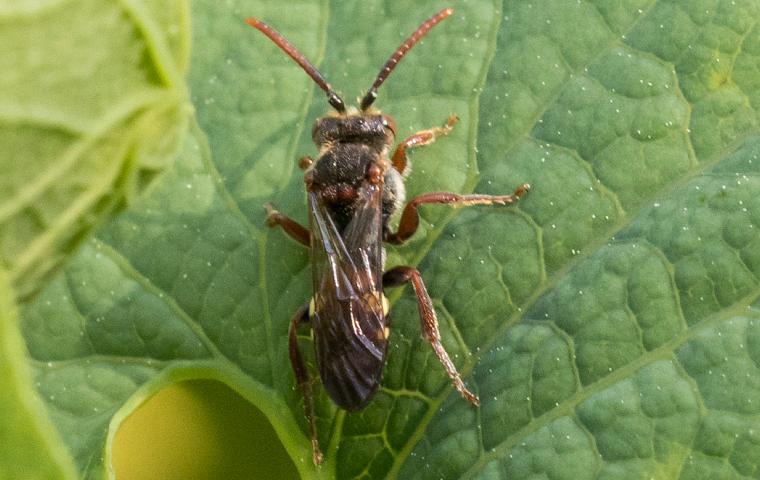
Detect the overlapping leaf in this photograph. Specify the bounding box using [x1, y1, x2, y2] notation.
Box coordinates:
[0, 0, 190, 300]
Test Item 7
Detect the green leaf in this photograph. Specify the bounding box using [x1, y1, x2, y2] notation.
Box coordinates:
[0, 269, 78, 480]
[12, 0, 760, 479]
[0, 0, 191, 300]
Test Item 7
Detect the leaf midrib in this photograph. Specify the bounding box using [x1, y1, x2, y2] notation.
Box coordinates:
[116, 0, 184, 87]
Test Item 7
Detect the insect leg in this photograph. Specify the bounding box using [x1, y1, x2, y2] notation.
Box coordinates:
[382, 266, 479, 406]
[288, 303, 324, 465]
[385, 183, 530, 244]
[298, 156, 314, 170]
[391, 115, 458, 174]
[265, 204, 310, 247]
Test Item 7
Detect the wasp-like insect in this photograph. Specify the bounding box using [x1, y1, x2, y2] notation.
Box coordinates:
[246, 8, 529, 464]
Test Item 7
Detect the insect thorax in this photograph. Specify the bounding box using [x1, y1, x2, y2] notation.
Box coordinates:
[309, 114, 402, 233]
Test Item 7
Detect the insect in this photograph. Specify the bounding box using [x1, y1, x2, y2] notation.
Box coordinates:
[246, 8, 529, 465]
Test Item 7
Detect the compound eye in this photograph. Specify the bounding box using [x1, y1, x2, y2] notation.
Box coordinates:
[312, 117, 338, 145]
[381, 115, 397, 136]
[311, 121, 324, 144]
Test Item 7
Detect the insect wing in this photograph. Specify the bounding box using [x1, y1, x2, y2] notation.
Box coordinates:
[308, 183, 387, 410]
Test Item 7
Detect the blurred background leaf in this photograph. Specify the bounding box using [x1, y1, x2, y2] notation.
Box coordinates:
[0, 0, 190, 300]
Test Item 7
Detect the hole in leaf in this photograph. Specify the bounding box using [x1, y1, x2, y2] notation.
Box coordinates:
[112, 379, 298, 479]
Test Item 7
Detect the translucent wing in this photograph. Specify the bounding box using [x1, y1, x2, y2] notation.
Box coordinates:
[309, 182, 387, 410]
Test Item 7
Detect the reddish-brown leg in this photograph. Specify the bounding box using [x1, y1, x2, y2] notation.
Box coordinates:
[391, 115, 459, 174]
[385, 183, 530, 244]
[288, 304, 323, 465]
[298, 156, 314, 170]
[383, 266, 479, 406]
[265, 204, 310, 247]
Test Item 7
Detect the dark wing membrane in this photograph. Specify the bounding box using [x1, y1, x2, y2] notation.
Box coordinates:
[309, 182, 387, 410]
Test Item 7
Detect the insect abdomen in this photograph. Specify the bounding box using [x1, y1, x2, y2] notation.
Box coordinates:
[312, 293, 390, 410]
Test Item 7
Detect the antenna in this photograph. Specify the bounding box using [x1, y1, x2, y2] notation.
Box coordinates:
[360, 8, 453, 111]
[246, 18, 346, 113]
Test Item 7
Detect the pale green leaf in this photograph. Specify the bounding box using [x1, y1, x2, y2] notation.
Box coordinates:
[0, 268, 78, 480]
[0, 0, 191, 300]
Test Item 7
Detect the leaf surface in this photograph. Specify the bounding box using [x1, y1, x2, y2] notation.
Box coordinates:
[13, 0, 760, 479]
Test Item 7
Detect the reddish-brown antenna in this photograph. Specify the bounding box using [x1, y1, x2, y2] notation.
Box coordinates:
[246, 17, 346, 113]
[360, 8, 454, 110]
